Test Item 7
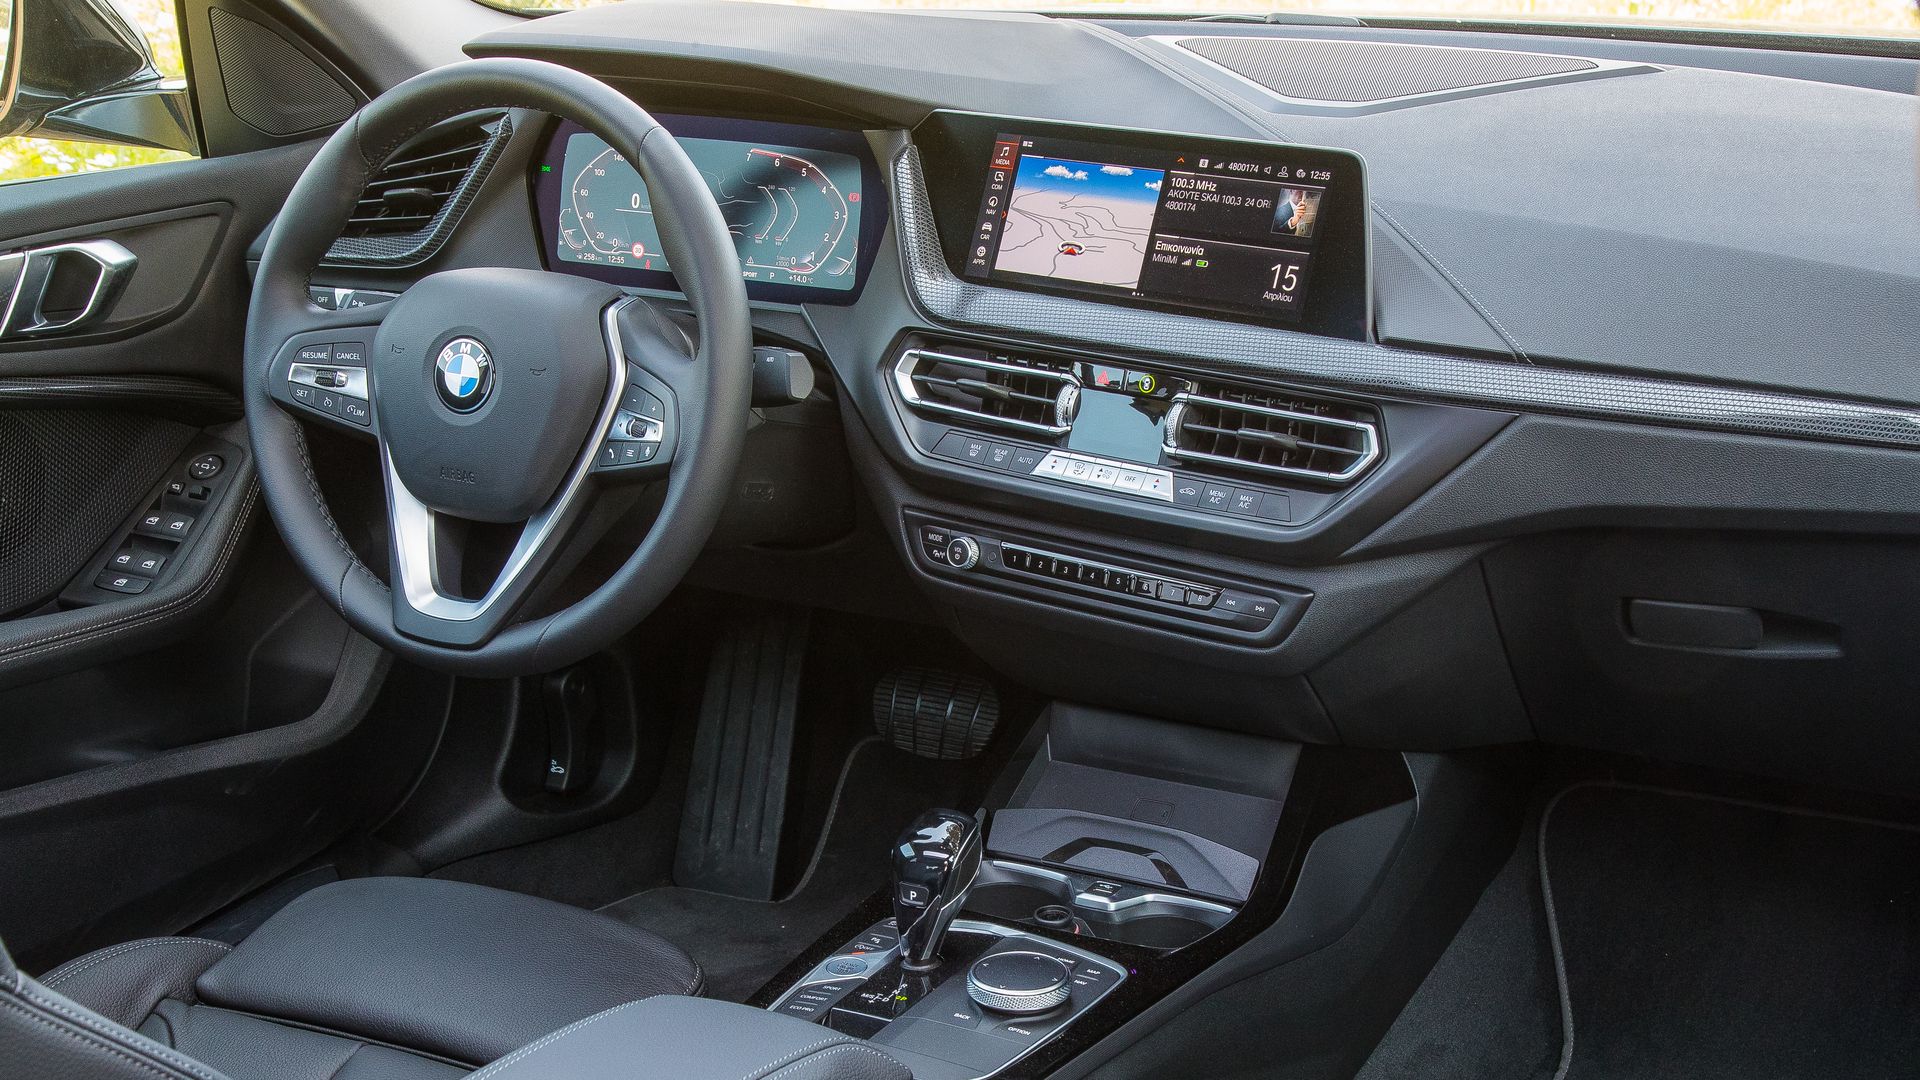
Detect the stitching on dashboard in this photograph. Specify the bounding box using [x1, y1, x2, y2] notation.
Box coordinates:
[0, 484, 259, 670]
[1372, 201, 1532, 364]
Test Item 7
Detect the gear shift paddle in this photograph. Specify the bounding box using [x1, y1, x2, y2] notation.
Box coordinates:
[891, 809, 983, 970]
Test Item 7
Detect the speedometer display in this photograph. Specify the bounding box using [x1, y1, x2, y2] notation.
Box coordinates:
[554, 131, 865, 293]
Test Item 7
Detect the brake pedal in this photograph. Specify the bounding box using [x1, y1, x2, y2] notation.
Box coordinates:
[873, 668, 1000, 760]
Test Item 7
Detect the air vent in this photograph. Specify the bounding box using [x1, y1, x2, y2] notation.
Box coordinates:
[1166, 385, 1380, 484]
[326, 114, 510, 267]
[893, 347, 1081, 437]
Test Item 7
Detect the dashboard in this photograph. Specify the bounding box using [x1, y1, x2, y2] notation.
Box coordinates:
[432, 1, 1920, 792]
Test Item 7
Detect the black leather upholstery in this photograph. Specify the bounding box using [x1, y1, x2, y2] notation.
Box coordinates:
[466, 996, 911, 1080]
[12, 878, 703, 1079]
[194, 877, 703, 1065]
[4, 878, 906, 1080]
[0, 937, 227, 1080]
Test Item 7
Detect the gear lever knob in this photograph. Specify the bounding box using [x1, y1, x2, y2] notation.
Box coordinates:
[891, 809, 983, 970]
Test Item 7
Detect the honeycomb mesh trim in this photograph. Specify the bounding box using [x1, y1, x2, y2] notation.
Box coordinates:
[890, 143, 1920, 451]
[324, 114, 514, 269]
[0, 411, 195, 617]
[1176, 37, 1595, 103]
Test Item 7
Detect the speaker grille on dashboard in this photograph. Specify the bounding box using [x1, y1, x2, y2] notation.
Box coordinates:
[0, 411, 194, 618]
[209, 7, 359, 136]
[1176, 37, 1596, 103]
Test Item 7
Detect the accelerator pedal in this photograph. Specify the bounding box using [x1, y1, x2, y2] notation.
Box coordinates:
[674, 608, 810, 900]
[873, 668, 1000, 760]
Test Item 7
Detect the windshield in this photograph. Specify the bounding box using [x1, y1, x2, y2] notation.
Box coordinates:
[477, 0, 1920, 44]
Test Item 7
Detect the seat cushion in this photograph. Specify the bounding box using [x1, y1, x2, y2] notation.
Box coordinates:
[191, 877, 703, 1066]
[44, 877, 704, 1077]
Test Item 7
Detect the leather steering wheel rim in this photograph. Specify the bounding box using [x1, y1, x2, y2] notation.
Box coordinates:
[244, 58, 752, 676]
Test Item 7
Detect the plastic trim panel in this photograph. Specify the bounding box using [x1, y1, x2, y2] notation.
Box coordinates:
[889, 141, 1920, 451]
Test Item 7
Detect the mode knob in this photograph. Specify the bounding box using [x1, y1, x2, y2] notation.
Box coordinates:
[966, 950, 1072, 1015]
[945, 536, 981, 570]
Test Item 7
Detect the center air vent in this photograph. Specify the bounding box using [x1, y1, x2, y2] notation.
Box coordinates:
[1166, 385, 1380, 484]
[326, 114, 511, 267]
[894, 347, 1081, 437]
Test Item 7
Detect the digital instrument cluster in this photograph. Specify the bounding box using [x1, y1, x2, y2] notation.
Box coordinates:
[531, 116, 885, 304]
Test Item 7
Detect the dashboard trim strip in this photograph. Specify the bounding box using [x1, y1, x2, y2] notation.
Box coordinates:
[888, 139, 1920, 451]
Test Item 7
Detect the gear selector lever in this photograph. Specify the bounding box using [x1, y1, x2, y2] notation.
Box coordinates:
[891, 809, 983, 970]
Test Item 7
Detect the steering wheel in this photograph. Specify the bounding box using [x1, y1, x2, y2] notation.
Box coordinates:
[244, 59, 751, 676]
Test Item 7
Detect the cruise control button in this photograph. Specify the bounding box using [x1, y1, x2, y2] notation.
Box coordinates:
[289, 381, 319, 409]
[331, 342, 368, 365]
[339, 396, 372, 426]
[295, 343, 332, 364]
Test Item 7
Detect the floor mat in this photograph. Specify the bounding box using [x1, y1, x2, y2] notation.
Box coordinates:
[600, 736, 989, 1002]
[1361, 782, 1920, 1080]
[1541, 784, 1920, 1080]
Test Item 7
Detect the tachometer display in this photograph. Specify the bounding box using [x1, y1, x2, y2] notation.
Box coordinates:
[556, 132, 864, 292]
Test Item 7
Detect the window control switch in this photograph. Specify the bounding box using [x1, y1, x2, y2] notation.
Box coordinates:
[95, 571, 150, 596]
[134, 507, 195, 540]
[107, 545, 169, 578]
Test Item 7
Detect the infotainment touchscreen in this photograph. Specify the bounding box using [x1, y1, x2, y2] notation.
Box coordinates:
[922, 115, 1369, 339]
[530, 116, 885, 304]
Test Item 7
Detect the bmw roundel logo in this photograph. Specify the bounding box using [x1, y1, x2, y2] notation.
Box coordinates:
[435, 337, 493, 413]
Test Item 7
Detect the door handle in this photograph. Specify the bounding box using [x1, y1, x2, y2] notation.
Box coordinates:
[0, 239, 137, 338]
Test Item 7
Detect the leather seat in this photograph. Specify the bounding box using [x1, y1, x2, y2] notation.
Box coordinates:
[0, 877, 707, 1079]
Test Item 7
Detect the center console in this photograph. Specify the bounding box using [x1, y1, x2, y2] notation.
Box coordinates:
[763, 707, 1306, 1079]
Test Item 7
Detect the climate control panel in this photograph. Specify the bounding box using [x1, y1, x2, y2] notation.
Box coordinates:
[908, 512, 1307, 641]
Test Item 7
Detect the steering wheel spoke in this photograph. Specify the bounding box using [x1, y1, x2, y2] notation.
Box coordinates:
[263, 308, 388, 437]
